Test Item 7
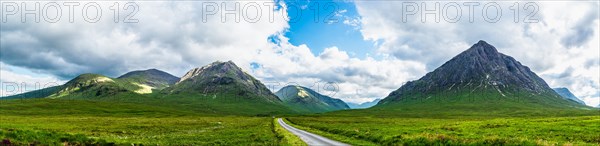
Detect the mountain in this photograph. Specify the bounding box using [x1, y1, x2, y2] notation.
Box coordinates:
[376, 40, 589, 114]
[275, 85, 349, 113]
[1, 86, 62, 99]
[3, 61, 294, 115]
[3, 74, 140, 99]
[347, 99, 381, 109]
[49, 74, 135, 98]
[552, 88, 586, 105]
[118, 69, 180, 93]
[165, 61, 281, 102]
[162, 61, 293, 115]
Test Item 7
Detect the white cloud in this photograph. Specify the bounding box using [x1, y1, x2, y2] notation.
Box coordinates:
[250, 35, 427, 104]
[581, 97, 600, 107]
[1, 1, 289, 78]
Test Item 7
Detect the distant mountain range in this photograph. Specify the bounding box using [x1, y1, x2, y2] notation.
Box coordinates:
[376, 40, 590, 112]
[2, 61, 351, 115]
[347, 99, 381, 109]
[2, 40, 594, 115]
[552, 87, 586, 105]
[275, 85, 349, 113]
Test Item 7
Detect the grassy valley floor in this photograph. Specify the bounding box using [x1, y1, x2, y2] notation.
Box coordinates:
[1, 116, 279, 145]
[286, 116, 600, 145]
[2, 99, 599, 145]
[0, 99, 286, 145]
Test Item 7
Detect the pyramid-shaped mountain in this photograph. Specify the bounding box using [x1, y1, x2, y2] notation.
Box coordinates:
[164, 61, 282, 103]
[275, 85, 349, 113]
[377, 40, 586, 111]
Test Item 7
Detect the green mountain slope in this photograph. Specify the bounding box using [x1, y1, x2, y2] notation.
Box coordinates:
[47, 73, 141, 99]
[1, 86, 62, 100]
[162, 61, 295, 115]
[117, 69, 180, 91]
[373, 40, 593, 115]
[275, 85, 349, 113]
[2, 74, 141, 99]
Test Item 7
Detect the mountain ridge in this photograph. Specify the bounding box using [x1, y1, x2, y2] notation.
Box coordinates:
[47, 73, 135, 99]
[347, 99, 381, 109]
[1, 61, 295, 115]
[275, 85, 350, 113]
[117, 69, 180, 93]
[552, 87, 586, 105]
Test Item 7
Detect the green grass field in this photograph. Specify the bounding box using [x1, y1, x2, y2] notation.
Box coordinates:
[1, 115, 279, 145]
[279, 91, 600, 145]
[286, 116, 600, 145]
[2, 97, 599, 145]
[0, 99, 291, 145]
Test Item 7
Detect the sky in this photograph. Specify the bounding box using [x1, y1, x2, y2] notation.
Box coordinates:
[0, 0, 598, 106]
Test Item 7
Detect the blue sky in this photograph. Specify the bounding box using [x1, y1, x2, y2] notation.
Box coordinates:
[282, 0, 374, 58]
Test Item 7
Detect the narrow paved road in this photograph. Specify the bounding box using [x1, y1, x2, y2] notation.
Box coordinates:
[277, 118, 350, 146]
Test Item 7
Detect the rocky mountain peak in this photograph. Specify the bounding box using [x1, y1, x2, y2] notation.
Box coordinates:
[167, 61, 281, 103]
[178, 60, 247, 84]
[474, 40, 494, 48]
[468, 40, 500, 57]
[382, 40, 560, 104]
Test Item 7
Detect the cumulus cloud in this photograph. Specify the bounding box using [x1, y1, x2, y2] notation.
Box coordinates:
[356, 1, 545, 69]
[1, 1, 289, 79]
[248, 35, 427, 104]
[561, 7, 599, 48]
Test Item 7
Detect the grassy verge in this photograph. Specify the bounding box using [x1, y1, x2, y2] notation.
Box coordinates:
[273, 118, 306, 146]
[283, 118, 378, 145]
